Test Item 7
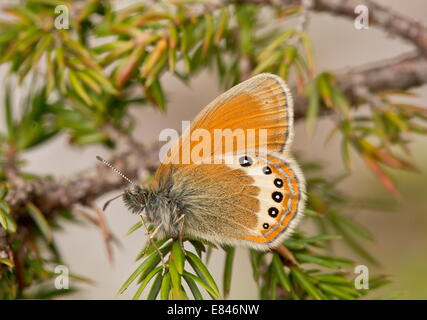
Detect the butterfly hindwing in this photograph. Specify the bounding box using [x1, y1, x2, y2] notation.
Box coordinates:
[214, 153, 305, 249]
[238, 153, 305, 248]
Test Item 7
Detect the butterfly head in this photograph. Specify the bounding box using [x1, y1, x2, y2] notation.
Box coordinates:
[123, 185, 149, 214]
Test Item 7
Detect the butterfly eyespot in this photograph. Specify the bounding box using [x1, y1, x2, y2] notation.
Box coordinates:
[274, 178, 283, 188]
[239, 155, 253, 167]
[272, 191, 283, 203]
[268, 207, 279, 217]
[262, 166, 272, 175]
[263, 223, 269, 229]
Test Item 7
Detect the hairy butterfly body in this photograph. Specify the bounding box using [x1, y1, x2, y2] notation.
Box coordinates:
[119, 73, 305, 250]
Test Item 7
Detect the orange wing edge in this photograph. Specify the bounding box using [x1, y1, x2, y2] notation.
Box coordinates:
[238, 155, 306, 250]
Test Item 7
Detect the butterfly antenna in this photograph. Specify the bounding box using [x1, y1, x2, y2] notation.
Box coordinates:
[96, 156, 136, 187]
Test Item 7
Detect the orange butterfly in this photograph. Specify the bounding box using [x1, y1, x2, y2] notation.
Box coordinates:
[100, 73, 306, 250]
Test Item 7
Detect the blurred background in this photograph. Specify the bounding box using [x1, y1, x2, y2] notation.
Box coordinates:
[1, 0, 426, 299]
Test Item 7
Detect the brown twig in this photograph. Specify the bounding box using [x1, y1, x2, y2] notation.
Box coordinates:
[5, 143, 158, 216]
[234, 0, 427, 117]
[7, 240, 25, 295]
[3, 144, 25, 187]
[243, 0, 427, 55]
[294, 52, 427, 119]
[273, 244, 298, 266]
[314, 0, 427, 55]
[91, 204, 117, 263]
[73, 205, 122, 263]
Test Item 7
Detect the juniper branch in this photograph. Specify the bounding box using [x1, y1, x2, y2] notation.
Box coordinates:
[244, 0, 427, 55]
[294, 52, 427, 117]
[2, 0, 426, 261]
[5, 50, 427, 218]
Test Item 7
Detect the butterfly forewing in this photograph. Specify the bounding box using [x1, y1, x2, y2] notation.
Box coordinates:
[161, 73, 294, 166]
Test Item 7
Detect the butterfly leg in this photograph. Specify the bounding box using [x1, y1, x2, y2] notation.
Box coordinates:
[138, 213, 167, 274]
[148, 222, 163, 242]
[176, 214, 186, 243]
[134, 221, 160, 261]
